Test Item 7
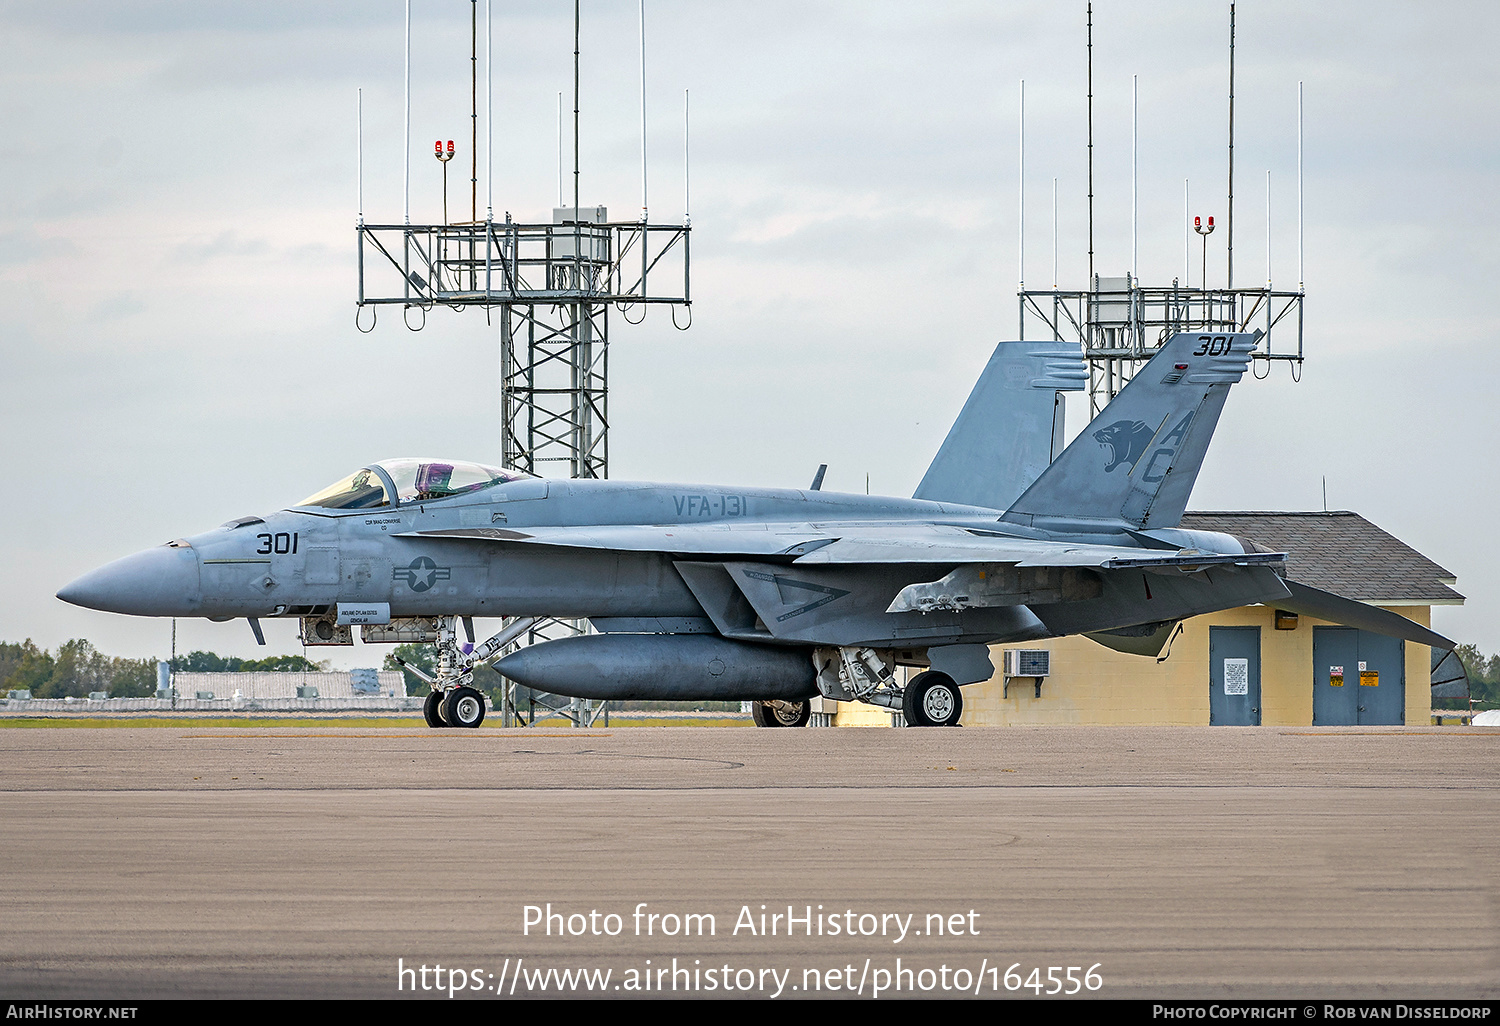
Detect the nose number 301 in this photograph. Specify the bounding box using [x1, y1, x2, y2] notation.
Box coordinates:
[256, 532, 299, 555]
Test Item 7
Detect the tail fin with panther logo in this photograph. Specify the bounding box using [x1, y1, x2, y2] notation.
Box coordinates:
[999, 331, 1260, 532]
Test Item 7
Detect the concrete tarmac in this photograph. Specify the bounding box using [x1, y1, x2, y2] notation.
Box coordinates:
[0, 724, 1496, 1000]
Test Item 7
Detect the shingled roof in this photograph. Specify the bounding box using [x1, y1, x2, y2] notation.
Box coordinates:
[1179, 512, 1463, 605]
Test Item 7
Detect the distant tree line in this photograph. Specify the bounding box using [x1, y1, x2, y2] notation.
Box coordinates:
[173, 651, 325, 674]
[15, 634, 1487, 709]
[0, 640, 157, 698]
[0, 640, 327, 699]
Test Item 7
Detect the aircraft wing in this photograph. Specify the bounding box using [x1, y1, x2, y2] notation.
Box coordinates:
[399, 523, 841, 558]
[403, 522, 1284, 571]
[407, 521, 1293, 650]
[789, 525, 1285, 569]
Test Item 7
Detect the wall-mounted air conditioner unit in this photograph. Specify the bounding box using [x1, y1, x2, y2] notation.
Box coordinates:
[1004, 649, 1051, 678]
[1003, 649, 1052, 698]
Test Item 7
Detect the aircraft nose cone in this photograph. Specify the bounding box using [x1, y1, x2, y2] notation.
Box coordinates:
[57, 545, 202, 616]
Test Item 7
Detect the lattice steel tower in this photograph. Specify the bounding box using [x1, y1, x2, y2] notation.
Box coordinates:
[353, 1, 692, 725]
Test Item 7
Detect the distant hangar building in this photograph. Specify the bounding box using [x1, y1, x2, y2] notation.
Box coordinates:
[835, 511, 1462, 728]
[169, 669, 407, 703]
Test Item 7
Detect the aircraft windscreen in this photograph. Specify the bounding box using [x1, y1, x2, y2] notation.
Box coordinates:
[376, 459, 529, 504]
[295, 468, 392, 510]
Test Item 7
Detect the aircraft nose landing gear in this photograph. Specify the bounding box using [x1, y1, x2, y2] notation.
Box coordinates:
[423, 689, 447, 728]
[442, 686, 486, 728]
[422, 684, 486, 728]
[403, 616, 537, 729]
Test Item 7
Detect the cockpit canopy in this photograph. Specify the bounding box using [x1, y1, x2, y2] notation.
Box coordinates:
[295, 459, 532, 510]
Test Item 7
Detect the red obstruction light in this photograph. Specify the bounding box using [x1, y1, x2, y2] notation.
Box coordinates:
[1194, 216, 1201, 229]
[446, 140, 455, 156]
[1208, 216, 1215, 228]
[434, 140, 442, 155]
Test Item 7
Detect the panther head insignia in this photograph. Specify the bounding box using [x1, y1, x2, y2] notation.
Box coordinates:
[1093, 420, 1155, 473]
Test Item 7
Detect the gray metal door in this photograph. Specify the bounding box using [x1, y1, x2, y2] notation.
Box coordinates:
[1312, 627, 1358, 725]
[1313, 627, 1405, 726]
[1355, 633, 1405, 724]
[1209, 626, 1260, 725]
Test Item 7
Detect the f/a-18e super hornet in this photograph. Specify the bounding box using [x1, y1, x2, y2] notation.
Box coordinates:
[58, 331, 1452, 728]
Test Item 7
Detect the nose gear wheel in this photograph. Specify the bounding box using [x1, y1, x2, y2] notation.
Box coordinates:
[423, 690, 448, 728]
[441, 686, 487, 728]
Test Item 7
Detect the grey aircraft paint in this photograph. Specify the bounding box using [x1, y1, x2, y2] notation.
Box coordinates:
[914, 340, 1087, 513]
[57, 331, 1453, 723]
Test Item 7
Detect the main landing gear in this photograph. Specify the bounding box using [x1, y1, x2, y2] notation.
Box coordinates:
[423, 690, 444, 727]
[749, 649, 967, 728]
[801, 647, 965, 728]
[901, 671, 963, 728]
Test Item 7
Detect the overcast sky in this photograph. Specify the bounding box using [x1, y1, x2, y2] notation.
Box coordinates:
[3, 1, 1495, 666]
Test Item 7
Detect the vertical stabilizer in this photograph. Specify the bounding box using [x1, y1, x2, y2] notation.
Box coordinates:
[914, 340, 1087, 512]
[1001, 331, 1259, 531]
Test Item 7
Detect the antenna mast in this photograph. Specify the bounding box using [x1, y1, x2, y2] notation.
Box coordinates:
[1018, 1, 1303, 414]
[1086, 3, 1094, 285]
[1227, 0, 1236, 289]
[639, 0, 648, 223]
[573, 0, 580, 222]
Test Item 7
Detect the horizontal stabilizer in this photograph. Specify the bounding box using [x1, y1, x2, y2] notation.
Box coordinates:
[884, 549, 1284, 614]
[1031, 563, 1291, 637]
[1277, 580, 1455, 650]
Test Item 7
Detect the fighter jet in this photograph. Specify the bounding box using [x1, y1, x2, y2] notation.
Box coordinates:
[58, 330, 1451, 728]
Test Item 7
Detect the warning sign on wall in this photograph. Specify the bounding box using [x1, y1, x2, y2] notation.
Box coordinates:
[1360, 670, 1379, 687]
[1330, 665, 1344, 687]
[1224, 658, 1249, 696]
